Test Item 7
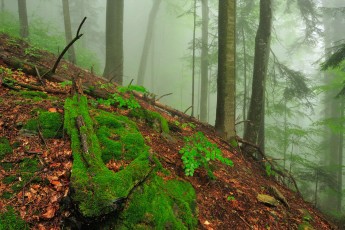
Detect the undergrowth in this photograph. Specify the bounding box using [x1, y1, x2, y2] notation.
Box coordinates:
[179, 132, 233, 179]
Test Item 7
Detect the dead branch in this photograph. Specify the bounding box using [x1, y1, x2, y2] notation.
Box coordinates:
[156, 92, 172, 101]
[50, 17, 87, 75]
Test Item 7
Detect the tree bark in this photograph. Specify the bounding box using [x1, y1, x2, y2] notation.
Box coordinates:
[243, 0, 272, 156]
[215, 0, 236, 141]
[137, 0, 162, 86]
[200, 0, 209, 122]
[62, 0, 77, 64]
[103, 0, 124, 85]
[17, 0, 29, 38]
[320, 0, 344, 213]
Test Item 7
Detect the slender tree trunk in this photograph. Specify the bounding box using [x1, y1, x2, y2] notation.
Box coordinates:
[62, 0, 77, 64]
[191, 0, 197, 117]
[200, 0, 209, 122]
[103, 0, 124, 84]
[243, 0, 272, 156]
[18, 0, 29, 38]
[241, 25, 247, 122]
[137, 0, 162, 86]
[321, 0, 344, 213]
[215, 0, 236, 141]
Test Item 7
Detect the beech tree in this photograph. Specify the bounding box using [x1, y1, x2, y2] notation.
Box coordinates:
[17, 0, 29, 38]
[103, 0, 124, 84]
[137, 0, 162, 86]
[215, 0, 236, 141]
[200, 0, 209, 122]
[243, 0, 272, 154]
[62, 0, 76, 64]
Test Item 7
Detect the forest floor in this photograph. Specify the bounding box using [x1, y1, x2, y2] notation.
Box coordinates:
[0, 33, 338, 229]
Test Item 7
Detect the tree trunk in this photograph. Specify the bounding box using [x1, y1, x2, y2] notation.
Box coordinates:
[17, 0, 29, 38]
[243, 0, 272, 156]
[321, 0, 344, 213]
[62, 0, 77, 64]
[137, 0, 162, 86]
[200, 0, 209, 122]
[215, 0, 236, 141]
[103, 0, 124, 85]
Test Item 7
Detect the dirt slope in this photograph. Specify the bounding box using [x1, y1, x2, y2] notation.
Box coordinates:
[0, 33, 337, 229]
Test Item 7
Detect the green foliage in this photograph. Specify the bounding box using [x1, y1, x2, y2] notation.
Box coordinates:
[227, 195, 236, 201]
[59, 80, 72, 88]
[265, 163, 275, 177]
[0, 206, 28, 230]
[118, 84, 148, 94]
[0, 137, 12, 160]
[179, 132, 233, 178]
[97, 93, 141, 110]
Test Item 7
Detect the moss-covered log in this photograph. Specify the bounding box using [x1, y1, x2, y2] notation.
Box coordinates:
[63, 95, 197, 228]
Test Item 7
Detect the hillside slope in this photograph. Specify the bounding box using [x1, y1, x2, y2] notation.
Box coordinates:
[0, 33, 337, 229]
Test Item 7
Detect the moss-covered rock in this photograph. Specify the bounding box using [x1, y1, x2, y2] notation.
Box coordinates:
[129, 108, 169, 134]
[117, 176, 197, 229]
[64, 95, 197, 228]
[0, 137, 12, 160]
[93, 110, 149, 163]
[64, 95, 152, 218]
[0, 206, 28, 230]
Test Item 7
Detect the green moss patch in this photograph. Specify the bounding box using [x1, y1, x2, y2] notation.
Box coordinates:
[0, 137, 12, 160]
[64, 95, 152, 218]
[23, 112, 63, 138]
[118, 176, 197, 229]
[19, 90, 48, 100]
[93, 110, 149, 163]
[2, 175, 17, 185]
[129, 108, 169, 134]
[0, 206, 28, 230]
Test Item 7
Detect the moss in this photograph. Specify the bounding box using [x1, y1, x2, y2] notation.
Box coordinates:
[1, 192, 12, 199]
[118, 176, 197, 229]
[2, 175, 17, 185]
[0, 137, 12, 160]
[19, 90, 48, 99]
[129, 108, 169, 134]
[64, 95, 152, 218]
[38, 112, 63, 138]
[0, 206, 28, 230]
[19, 158, 39, 173]
[94, 110, 148, 163]
[0, 162, 13, 171]
[24, 112, 63, 138]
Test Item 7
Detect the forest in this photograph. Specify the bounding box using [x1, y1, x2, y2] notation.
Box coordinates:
[0, 0, 344, 229]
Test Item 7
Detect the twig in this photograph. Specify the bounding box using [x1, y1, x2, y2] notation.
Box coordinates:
[34, 65, 44, 85]
[233, 211, 253, 229]
[128, 79, 134, 87]
[183, 106, 193, 114]
[50, 17, 87, 75]
[156, 92, 172, 101]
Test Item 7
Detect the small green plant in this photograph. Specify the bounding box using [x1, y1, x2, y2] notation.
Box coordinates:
[24, 46, 41, 58]
[118, 84, 148, 94]
[227, 195, 236, 201]
[59, 80, 72, 88]
[265, 163, 276, 177]
[179, 132, 233, 178]
[98, 93, 141, 110]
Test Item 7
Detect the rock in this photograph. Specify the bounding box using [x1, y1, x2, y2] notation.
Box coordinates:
[268, 185, 289, 208]
[257, 194, 279, 207]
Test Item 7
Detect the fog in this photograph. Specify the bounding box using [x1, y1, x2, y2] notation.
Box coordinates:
[2, 0, 345, 222]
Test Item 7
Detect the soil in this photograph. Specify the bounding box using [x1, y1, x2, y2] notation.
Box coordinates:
[0, 33, 338, 229]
